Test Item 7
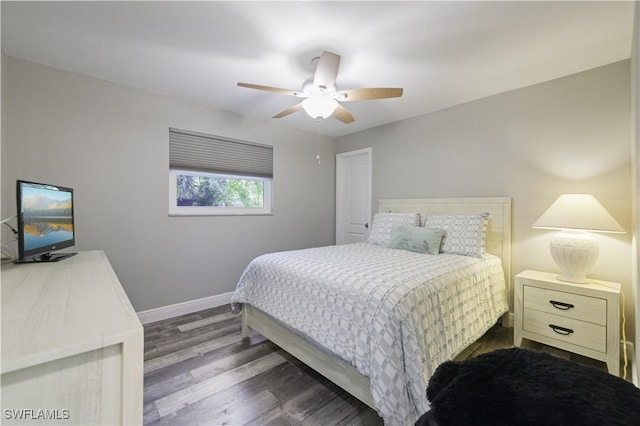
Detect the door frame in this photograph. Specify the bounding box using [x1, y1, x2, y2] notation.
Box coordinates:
[335, 148, 372, 244]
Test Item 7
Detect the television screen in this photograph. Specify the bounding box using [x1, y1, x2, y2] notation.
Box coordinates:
[16, 180, 76, 263]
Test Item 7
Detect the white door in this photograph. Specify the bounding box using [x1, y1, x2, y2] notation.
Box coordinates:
[336, 148, 372, 244]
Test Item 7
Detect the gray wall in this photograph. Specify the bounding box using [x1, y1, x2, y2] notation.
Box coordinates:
[1, 56, 337, 311]
[337, 61, 634, 332]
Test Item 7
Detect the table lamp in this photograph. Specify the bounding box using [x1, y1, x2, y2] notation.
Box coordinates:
[532, 194, 625, 283]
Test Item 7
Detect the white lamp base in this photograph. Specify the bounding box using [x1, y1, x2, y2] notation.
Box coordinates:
[549, 230, 599, 284]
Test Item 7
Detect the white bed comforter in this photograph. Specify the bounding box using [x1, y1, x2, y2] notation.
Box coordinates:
[231, 242, 508, 425]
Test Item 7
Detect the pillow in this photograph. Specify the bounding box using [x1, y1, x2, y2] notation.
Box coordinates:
[367, 212, 419, 246]
[387, 225, 445, 255]
[422, 212, 489, 258]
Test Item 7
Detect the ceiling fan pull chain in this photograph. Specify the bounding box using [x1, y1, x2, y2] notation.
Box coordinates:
[316, 119, 322, 165]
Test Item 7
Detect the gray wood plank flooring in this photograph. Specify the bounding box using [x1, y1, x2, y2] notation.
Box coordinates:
[143, 305, 611, 425]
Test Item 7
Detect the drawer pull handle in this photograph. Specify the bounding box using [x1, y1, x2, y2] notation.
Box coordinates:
[549, 300, 574, 310]
[549, 324, 574, 335]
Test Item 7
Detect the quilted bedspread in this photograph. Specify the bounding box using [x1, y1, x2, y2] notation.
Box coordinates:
[231, 243, 508, 425]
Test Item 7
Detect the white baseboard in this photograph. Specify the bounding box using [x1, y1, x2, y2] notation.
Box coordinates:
[137, 292, 233, 325]
[621, 341, 638, 387]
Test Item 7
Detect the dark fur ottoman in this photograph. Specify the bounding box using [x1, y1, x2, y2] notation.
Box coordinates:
[415, 347, 640, 426]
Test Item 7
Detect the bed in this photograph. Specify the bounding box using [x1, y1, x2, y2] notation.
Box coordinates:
[231, 197, 512, 425]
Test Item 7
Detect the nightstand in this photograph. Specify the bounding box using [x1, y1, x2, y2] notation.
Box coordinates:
[514, 270, 621, 376]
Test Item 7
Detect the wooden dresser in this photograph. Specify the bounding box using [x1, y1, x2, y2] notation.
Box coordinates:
[1, 251, 143, 425]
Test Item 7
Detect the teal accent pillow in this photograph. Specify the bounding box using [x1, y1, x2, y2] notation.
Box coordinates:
[387, 225, 445, 255]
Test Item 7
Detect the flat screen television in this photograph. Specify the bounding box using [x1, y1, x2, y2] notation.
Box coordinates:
[16, 180, 77, 263]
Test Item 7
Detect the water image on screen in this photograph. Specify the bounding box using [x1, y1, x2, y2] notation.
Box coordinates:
[21, 185, 74, 252]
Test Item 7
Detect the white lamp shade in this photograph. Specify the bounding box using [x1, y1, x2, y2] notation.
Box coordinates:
[532, 194, 624, 284]
[302, 96, 338, 120]
[532, 194, 624, 233]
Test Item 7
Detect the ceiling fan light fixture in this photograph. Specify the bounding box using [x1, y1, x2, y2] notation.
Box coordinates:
[237, 50, 403, 124]
[302, 96, 338, 120]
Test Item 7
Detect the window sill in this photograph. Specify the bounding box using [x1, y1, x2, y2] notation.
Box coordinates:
[169, 212, 273, 217]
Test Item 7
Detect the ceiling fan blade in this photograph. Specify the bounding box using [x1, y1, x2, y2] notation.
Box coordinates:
[313, 51, 340, 90]
[273, 103, 303, 119]
[337, 87, 403, 101]
[237, 82, 302, 97]
[333, 104, 355, 124]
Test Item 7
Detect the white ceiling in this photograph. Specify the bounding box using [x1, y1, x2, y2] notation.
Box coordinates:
[1, 1, 634, 137]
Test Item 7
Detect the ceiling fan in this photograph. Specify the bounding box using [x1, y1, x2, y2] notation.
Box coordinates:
[237, 51, 403, 124]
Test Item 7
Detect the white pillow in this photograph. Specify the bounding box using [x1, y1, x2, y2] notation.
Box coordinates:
[422, 212, 489, 258]
[367, 212, 419, 246]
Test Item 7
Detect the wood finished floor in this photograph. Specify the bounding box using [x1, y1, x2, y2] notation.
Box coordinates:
[143, 305, 612, 426]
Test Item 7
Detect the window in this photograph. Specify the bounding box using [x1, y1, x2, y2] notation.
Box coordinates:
[169, 128, 273, 216]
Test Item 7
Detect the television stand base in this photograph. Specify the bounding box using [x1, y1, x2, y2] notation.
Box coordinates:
[15, 252, 78, 264]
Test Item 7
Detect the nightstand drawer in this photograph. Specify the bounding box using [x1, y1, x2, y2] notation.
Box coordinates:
[523, 285, 607, 325]
[523, 308, 607, 352]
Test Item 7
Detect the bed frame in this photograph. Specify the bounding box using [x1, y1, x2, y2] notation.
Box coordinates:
[242, 197, 512, 410]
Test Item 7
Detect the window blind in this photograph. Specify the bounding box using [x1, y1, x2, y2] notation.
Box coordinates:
[169, 128, 273, 179]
